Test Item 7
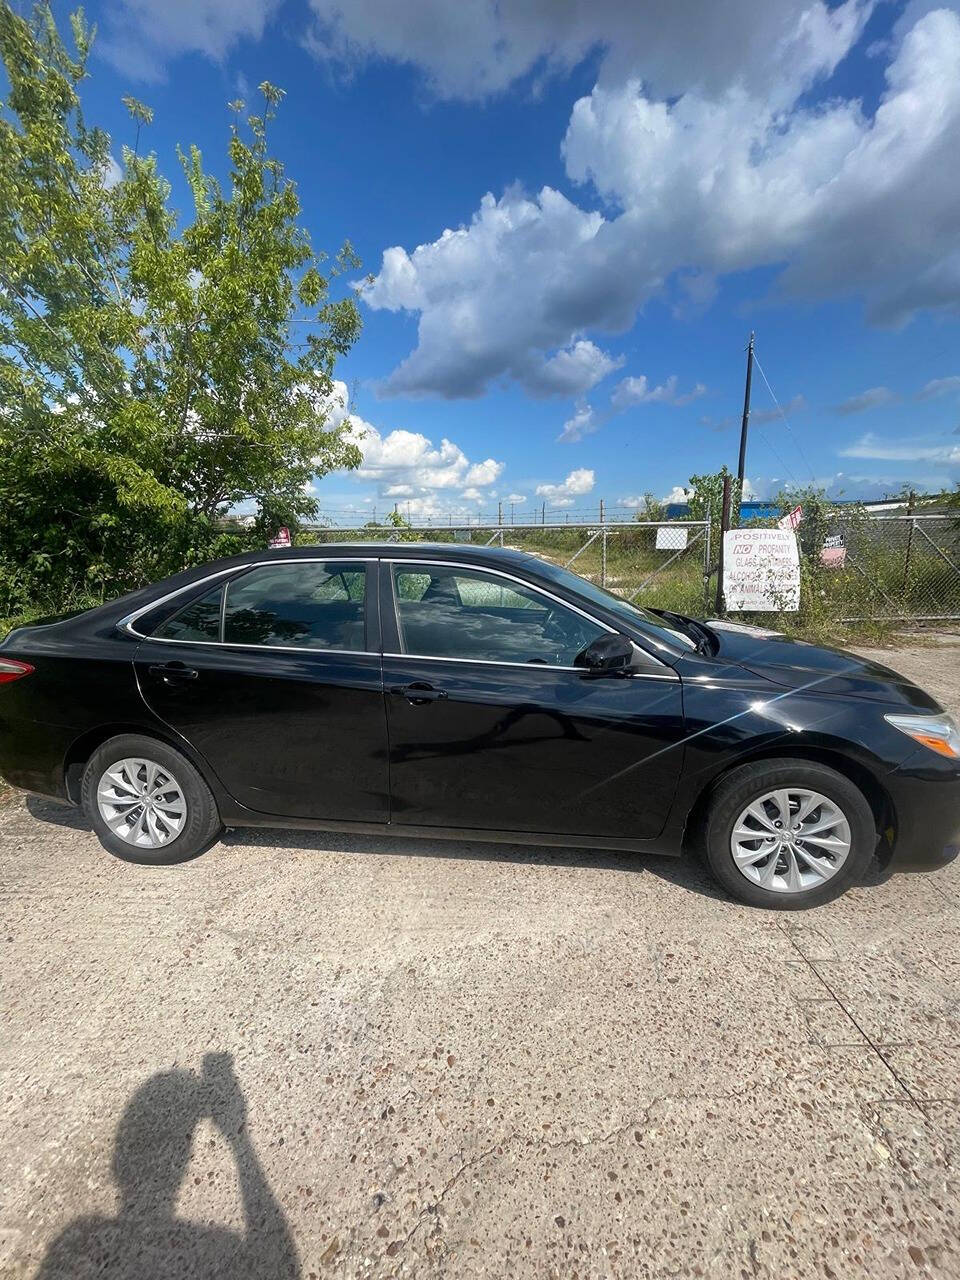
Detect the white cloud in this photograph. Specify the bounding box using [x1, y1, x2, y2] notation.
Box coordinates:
[362, 7, 960, 399]
[751, 394, 807, 424]
[835, 386, 898, 415]
[523, 340, 624, 398]
[316, 380, 506, 508]
[663, 485, 692, 504]
[838, 432, 960, 463]
[610, 374, 706, 411]
[304, 0, 872, 104]
[557, 401, 601, 444]
[918, 375, 960, 400]
[100, 154, 123, 189]
[535, 467, 596, 506]
[99, 0, 281, 81]
[506, 493, 527, 504]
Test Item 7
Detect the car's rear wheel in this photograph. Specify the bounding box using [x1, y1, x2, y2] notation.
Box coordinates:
[82, 734, 222, 865]
[702, 759, 876, 908]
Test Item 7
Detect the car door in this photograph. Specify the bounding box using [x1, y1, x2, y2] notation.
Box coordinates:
[133, 558, 388, 822]
[380, 559, 685, 840]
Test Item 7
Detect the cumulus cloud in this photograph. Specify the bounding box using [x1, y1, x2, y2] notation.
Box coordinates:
[557, 401, 601, 444]
[317, 380, 506, 510]
[835, 387, 898, 415]
[362, 7, 960, 399]
[610, 374, 706, 411]
[523, 340, 624, 398]
[534, 467, 596, 507]
[838, 432, 960, 463]
[918, 375, 960, 400]
[751, 394, 807, 425]
[303, 0, 872, 104]
[98, 0, 281, 81]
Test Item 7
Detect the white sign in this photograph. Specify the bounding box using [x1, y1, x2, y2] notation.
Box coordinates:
[655, 526, 688, 551]
[723, 528, 800, 612]
[268, 526, 291, 548]
[778, 504, 803, 530]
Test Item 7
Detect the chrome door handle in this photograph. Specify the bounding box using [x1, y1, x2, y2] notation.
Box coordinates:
[148, 662, 199, 681]
[391, 683, 448, 704]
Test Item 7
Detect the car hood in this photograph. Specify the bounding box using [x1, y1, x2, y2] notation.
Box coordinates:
[704, 620, 941, 710]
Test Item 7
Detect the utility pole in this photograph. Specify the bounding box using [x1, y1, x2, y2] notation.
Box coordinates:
[736, 331, 755, 489]
[541, 502, 546, 525]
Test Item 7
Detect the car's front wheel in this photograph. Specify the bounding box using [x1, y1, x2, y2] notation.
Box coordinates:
[702, 759, 876, 908]
[82, 734, 223, 865]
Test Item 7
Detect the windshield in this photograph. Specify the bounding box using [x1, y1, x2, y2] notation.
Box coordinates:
[530, 559, 697, 650]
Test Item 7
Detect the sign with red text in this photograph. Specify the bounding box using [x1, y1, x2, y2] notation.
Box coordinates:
[268, 526, 291, 548]
[723, 528, 800, 612]
[777, 504, 803, 530]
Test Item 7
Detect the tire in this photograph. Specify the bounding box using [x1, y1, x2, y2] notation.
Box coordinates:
[702, 759, 876, 909]
[82, 734, 223, 866]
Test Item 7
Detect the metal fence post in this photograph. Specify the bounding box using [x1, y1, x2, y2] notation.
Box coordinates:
[703, 499, 712, 616]
[715, 476, 732, 616]
[601, 527, 608, 587]
[901, 490, 916, 603]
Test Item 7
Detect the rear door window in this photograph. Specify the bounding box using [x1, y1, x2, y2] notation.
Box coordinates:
[222, 562, 366, 650]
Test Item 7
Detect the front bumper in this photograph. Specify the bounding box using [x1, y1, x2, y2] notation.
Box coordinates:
[883, 751, 960, 870]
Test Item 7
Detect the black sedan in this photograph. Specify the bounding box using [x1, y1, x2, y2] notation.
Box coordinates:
[1, 543, 958, 907]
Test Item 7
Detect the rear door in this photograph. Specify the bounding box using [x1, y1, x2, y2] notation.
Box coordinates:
[133, 558, 388, 822]
[381, 559, 685, 839]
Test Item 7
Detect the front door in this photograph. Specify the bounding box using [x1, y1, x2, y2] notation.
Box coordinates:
[134, 559, 388, 822]
[381, 560, 684, 840]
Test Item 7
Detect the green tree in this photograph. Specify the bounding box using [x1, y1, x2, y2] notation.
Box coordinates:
[0, 3, 362, 619]
[687, 466, 741, 546]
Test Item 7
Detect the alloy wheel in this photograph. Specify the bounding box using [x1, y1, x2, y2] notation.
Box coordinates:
[730, 787, 851, 894]
[96, 757, 187, 848]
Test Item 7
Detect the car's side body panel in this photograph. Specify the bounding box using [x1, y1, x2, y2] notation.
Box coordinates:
[0, 542, 958, 872]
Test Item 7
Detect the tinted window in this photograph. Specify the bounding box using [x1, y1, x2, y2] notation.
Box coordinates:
[153, 586, 223, 642]
[392, 565, 606, 666]
[223, 563, 366, 650]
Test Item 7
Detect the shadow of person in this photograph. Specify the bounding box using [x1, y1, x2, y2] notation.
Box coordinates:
[36, 1053, 300, 1279]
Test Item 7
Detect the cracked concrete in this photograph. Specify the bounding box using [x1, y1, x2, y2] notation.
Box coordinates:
[2, 640, 960, 1278]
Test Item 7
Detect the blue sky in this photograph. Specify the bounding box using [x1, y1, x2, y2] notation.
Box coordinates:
[58, 0, 960, 519]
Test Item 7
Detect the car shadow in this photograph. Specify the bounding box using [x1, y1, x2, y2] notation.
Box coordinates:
[23, 794, 899, 904]
[34, 1052, 300, 1280]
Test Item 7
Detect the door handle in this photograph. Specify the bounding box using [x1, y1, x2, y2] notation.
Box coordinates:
[148, 662, 199, 682]
[391, 682, 448, 705]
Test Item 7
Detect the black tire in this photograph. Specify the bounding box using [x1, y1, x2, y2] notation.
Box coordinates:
[81, 734, 223, 866]
[702, 759, 876, 909]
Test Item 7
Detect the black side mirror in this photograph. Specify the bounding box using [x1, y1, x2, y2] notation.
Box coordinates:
[573, 633, 635, 677]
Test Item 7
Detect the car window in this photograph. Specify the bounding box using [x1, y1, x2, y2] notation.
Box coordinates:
[153, 585, 223, 642]
[222, 562, 366, 650]
[392, 564, 606, 666]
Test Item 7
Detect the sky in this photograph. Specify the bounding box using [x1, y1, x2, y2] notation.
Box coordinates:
[39, 0, 960, 521]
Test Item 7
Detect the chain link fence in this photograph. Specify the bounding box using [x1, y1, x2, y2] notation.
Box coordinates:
[300, 508, 960, 627]
[303, 520, 713, 616]
[818, 513, 960, 623]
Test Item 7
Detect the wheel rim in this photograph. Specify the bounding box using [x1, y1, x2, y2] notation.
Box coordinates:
[730, 787, 851, 894]
[96, 757, 187, 849]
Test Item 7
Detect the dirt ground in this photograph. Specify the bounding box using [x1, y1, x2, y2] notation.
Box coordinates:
[2, 638, 960, 1279]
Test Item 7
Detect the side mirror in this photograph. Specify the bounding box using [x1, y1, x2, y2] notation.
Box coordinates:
[573, 633, 635, 677]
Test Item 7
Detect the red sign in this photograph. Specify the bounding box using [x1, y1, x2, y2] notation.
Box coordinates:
[268, 526, 291, 548]
[777, 504, 803, 531]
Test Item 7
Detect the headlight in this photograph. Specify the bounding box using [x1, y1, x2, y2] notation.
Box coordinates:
[885, 712, 960, 759]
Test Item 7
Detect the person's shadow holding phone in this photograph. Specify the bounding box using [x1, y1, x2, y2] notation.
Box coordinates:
[37, 1053, 300, 1279]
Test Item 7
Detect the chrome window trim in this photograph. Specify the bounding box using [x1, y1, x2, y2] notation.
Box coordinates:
[382, 651, 679, 680]
[116, 557, 378, 648]
[385, 557, 677, 677]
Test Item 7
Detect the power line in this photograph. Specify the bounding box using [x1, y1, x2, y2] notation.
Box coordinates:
[752, 349, 818, 485]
